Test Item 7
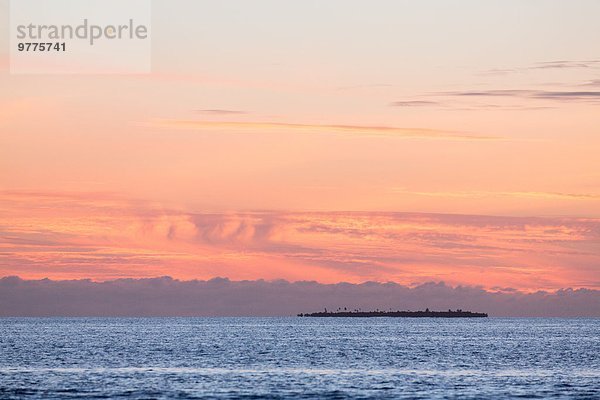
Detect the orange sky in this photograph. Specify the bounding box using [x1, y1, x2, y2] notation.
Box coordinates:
[1, 190, 598, 291]
[1, 1, 599, 290]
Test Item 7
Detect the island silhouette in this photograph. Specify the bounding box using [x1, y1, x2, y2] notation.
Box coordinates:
[298, 308, 487, 318]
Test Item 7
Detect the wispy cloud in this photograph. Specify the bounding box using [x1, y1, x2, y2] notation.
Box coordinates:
[389, 101, 440, 107]
[195, 109, 247, 115]
[441, 89, 600, 102]
[153, 120, 497, 140]
[336, 83, 393, 91]
[479, 60, 600, 75]
[391, 87, 600, 110]
[530, 60, 600, 70]
[389, 99, 555, 111]
[391, 189, 600, 200]
[581, 79, 600, 87]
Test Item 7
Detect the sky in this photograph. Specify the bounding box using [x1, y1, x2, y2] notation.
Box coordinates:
[1, 1, 600, 295]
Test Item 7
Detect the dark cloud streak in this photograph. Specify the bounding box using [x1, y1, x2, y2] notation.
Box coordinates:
[436, 90, 600, 103]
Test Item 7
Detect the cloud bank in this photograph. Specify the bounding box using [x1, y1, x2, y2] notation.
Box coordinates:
[1, 276, 598, 317]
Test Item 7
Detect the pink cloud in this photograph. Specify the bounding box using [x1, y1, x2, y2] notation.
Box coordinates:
[1, 191, 599, 290]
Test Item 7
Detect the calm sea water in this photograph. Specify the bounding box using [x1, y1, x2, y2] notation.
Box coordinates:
[0, 318, 598, 399]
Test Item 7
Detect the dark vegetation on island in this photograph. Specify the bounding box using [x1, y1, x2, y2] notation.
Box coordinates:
[298, 308, 488, 318]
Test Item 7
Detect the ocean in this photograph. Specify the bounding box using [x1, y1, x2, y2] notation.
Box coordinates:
[0, 317, 598, 399]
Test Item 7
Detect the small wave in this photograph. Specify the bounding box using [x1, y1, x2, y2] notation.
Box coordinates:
[1, 366, 599, 378]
